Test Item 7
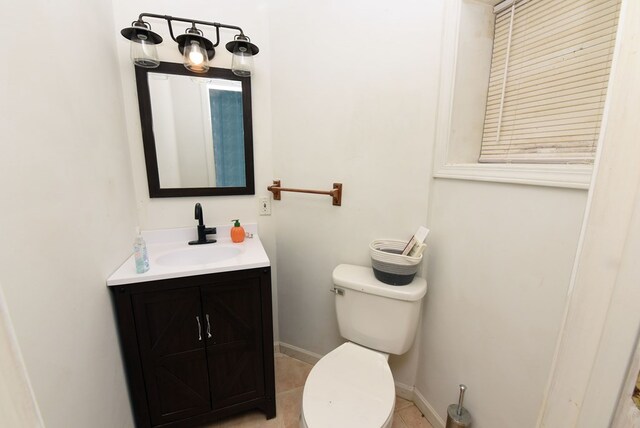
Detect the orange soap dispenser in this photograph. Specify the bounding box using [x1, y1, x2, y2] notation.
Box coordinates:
[230, 219, 245, 243]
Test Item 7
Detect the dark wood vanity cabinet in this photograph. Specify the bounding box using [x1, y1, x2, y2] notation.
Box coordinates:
[111, 268, 275, 428]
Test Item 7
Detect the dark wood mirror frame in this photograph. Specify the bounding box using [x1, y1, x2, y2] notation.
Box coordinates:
[135, 62, 255, 198]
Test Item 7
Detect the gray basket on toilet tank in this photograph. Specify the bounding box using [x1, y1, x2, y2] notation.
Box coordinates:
[369, 239, 423, 286]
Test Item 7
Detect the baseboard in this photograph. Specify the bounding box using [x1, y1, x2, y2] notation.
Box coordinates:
[277, 342, 322, 365]
[413, 388, 446, 428]
[273, 342, 280, 354]
[393, 381, 414, 402]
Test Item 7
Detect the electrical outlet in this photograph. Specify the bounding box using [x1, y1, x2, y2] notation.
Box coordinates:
[259, 197, 271, 216]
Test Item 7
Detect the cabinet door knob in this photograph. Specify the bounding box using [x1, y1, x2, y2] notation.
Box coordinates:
[196, 316, 202, 341]
[205, 314, 212, 339]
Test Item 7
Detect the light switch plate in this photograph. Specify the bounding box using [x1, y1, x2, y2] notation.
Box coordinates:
[259, 197, 271, 216]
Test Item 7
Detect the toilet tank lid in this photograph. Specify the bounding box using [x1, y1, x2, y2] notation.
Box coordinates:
[332, 264, 427, 301]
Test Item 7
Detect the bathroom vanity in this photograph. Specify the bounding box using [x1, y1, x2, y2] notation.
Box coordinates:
[107, 226, 275, 427]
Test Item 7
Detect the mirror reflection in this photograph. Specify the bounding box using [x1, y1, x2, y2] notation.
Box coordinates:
[135, 63, 255, 197]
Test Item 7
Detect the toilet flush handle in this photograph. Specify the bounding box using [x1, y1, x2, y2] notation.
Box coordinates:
[330, 287, 345, 296]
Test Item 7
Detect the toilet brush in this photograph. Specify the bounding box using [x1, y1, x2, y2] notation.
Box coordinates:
[445, 384, 472, 428]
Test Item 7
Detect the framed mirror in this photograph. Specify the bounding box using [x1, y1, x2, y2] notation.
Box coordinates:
[134, 62, 255, 197]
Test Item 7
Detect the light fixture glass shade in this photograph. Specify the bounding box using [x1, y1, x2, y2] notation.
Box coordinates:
[225, 35, 259, 77]
[176, 30, 215, 74]
[231, 47, 254, 77]
[121, 22, 162, 68]
[183, 40, 209, 73]
[130, 38, 160, 68]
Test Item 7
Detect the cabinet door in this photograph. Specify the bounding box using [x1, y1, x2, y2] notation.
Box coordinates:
[201, 278, 265, 409]
[132, 287, 211, 426]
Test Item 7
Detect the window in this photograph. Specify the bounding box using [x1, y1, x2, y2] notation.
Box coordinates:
[479, 0, 621, 164]
[433, 0, 623, 188]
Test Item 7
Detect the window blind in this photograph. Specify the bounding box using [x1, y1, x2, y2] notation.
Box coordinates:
[479, 0, 621, 164]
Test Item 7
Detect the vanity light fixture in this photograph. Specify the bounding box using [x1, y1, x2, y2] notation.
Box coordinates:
[120, 13, 259, 76]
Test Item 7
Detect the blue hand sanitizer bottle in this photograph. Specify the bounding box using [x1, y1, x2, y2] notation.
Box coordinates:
[134, 227, 150, 273]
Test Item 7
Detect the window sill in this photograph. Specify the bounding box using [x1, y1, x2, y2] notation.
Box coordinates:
[433, 163, 592, 189]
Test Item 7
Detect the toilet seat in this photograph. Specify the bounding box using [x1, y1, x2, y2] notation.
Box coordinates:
[301, 342, 395, 428]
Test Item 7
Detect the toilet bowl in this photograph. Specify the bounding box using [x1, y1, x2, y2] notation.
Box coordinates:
[300, 264, 427, 428]
[300, 342, 395, 428]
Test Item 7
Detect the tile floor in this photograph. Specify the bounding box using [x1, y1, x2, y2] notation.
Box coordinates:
[206, 353, 433, 428]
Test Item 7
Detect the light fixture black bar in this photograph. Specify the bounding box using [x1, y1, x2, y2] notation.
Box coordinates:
[138, 13, 244, 35]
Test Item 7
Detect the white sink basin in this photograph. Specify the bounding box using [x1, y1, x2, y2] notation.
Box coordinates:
[156, 245, 243, 267]
[107, 226, 270, 286]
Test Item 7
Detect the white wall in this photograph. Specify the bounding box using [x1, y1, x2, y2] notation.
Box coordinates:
[0, 0, 139, 426]
[0, 283, 43, 427]
[268, 0, 444, 385]
[416, 180, 587, 427]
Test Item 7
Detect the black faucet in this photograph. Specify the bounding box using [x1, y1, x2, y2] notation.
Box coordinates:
[189, 203, 217, 245]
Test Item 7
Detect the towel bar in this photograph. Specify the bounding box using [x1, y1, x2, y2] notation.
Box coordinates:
[267, 180, 342, 206]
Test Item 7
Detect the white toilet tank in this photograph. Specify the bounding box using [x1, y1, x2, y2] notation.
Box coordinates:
[332, 264, 427, 355]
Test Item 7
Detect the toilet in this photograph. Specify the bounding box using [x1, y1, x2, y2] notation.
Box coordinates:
[300, 264, 427, 428]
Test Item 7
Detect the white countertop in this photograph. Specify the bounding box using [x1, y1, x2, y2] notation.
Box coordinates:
[107, 224, 270, 286]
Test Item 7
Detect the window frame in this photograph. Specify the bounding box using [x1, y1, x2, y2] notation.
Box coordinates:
[431, 0, 620, 189]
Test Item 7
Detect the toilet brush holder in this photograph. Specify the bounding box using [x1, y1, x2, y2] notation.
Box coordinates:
[446, 384, 472, 428]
